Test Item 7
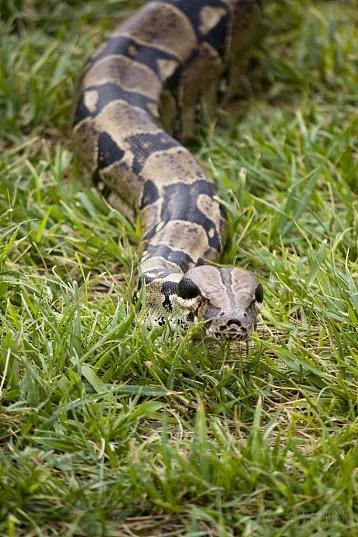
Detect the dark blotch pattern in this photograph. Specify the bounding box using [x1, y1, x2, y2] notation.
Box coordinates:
[177, 277, 201, 300]
[73, 83, 157, 126]
[98, 132, 125, 168]
[124, 131, 180, 174]
[158, 180, 221, 250]
[140, 180, 159, 208]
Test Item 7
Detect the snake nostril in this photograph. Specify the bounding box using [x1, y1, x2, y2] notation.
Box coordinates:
[227, 319, 241, 328]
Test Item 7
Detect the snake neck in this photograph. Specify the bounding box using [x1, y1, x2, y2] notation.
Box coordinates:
[139, 149, 225, 283]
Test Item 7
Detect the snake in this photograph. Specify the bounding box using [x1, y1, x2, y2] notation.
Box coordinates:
[73, 0, 264, 341]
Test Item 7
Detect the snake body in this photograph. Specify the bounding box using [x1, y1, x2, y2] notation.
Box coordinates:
[73, 0, 264, 340]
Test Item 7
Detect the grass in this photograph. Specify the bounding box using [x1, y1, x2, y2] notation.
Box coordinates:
[0, 0, 357, 535]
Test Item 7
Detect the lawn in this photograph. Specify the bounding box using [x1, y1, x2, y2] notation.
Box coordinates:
[0, 0, 357, 535]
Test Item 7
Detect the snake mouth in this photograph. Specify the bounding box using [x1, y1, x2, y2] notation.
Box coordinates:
[211, 330, 252, 341]
[204, 320, 254, 341]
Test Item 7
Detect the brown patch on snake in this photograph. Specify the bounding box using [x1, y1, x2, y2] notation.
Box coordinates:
[148, 221, 210, 263]
[106, 191, 135, 220]
[83, 90, 99, 113]
[196, 194, 222, 238]
[156, 58, 179, 81]
[146, 102, 160, 118]
[128, 45, 139, 56]
[115, 3, 197, 62]
[141, 198, 163, 236]
[95, 101, 161, 143]
[99, 154, 144, 206]
[81, 55, 162, 100]
[140, 147, 209, 194]
[199, 6, 227, 34]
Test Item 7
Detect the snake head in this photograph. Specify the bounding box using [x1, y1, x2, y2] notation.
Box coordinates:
[173, 265, 263, 340]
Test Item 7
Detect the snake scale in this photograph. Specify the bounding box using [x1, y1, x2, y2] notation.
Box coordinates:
[73, 0, 264, 340]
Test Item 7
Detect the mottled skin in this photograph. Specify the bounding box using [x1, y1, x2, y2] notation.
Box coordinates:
[73, 0, 264, 340]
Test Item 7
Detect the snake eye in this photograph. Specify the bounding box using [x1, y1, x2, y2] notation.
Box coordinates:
[255, 283, 264, 303]
[177, 277, 201, 300]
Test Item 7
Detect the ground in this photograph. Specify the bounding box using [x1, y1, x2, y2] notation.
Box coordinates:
[0, 0, 357, 535]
